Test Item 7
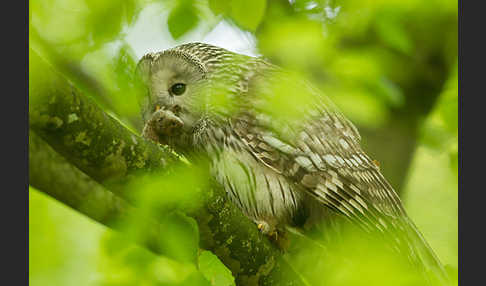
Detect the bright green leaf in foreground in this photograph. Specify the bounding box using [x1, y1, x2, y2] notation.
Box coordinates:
[230, 0, 266, 31]
[29, 187, 104, 286]
[198, 250, 236, 286]
[168, 0, 200, 39]
[208, 0, 231, 15]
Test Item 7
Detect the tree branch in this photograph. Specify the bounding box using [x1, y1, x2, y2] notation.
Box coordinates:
[29, 48, 303, 285]
[29, 130, 135, 226]
[29, 130, 195, 256]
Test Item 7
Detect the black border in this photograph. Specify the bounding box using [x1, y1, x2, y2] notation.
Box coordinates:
[458, 0, 483, 285]
[3, 0, 28, 284]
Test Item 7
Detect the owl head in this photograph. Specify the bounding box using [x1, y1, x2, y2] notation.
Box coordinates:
[136, 42, 259, 150]
[136, 43, 215, 148]
[136, 44, 206, 128]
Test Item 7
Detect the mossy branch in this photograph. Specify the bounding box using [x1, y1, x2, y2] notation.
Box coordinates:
[29, 130, 132, 226]
[29, 48, 303, 286]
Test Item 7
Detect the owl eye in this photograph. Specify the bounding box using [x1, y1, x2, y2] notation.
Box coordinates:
[169, 83, 186, 96]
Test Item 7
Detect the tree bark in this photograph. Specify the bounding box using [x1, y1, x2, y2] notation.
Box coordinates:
[29, 48, 303, 286]
[29, 130, 131, 226]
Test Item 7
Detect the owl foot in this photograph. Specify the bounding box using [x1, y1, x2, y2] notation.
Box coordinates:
[255, 221, 290, 251]
[255, 220, 274, 235]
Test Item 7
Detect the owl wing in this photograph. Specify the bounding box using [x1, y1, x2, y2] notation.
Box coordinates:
[231, 106, 450, 280]
[231, 108, 405, 233]
[230, 63, 406, 231]
[230, 78, 449, 282]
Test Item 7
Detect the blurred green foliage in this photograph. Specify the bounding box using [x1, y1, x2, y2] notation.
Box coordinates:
[284, 225, 444, 286]
[210, 0, 267, 31]
[29, 187, 104, 286]
[118, 164, 210, 264]
[30, 0, 457, 285]
[403, 62, 458, 271]
[198, 251, 235, 286]
[168, 0, 200, 39]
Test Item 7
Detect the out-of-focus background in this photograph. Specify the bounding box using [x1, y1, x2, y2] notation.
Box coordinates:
[29, 0, 457, 285]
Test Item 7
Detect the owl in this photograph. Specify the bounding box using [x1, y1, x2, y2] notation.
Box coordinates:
[137, 42, 449, 284]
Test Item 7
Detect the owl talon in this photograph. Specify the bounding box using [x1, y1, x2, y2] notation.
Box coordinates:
[255, 221, 274, 235]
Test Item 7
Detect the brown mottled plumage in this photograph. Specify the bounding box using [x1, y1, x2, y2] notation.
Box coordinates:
[137, 42, 449, 284]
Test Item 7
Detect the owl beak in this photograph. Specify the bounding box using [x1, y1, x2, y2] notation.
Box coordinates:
[152, 109, 184, 137]
[142, 109, 184, 146]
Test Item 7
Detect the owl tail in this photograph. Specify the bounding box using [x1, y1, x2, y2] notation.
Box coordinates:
[401, 217, 452, 286]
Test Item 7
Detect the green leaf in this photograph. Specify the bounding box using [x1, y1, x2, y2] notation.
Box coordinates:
[374, 11, 413, 55]
[181, 271, 213, 286]
[112, 44, 138, 92]
[230, 0, 266, 31]
[168, 0, 200, 39]
[375, 76, 405, 107]
[158, 212, 200, 264]
[198, 251, 235, 286]
[208, 0, 231, 15]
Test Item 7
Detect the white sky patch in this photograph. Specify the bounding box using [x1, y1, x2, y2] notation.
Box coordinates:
[123, 3, 176, 58]
[202, 21, 259, 57]
[123, 3, 258, 60]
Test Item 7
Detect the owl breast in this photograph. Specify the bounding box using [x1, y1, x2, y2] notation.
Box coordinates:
[210, 145, 305, 233]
